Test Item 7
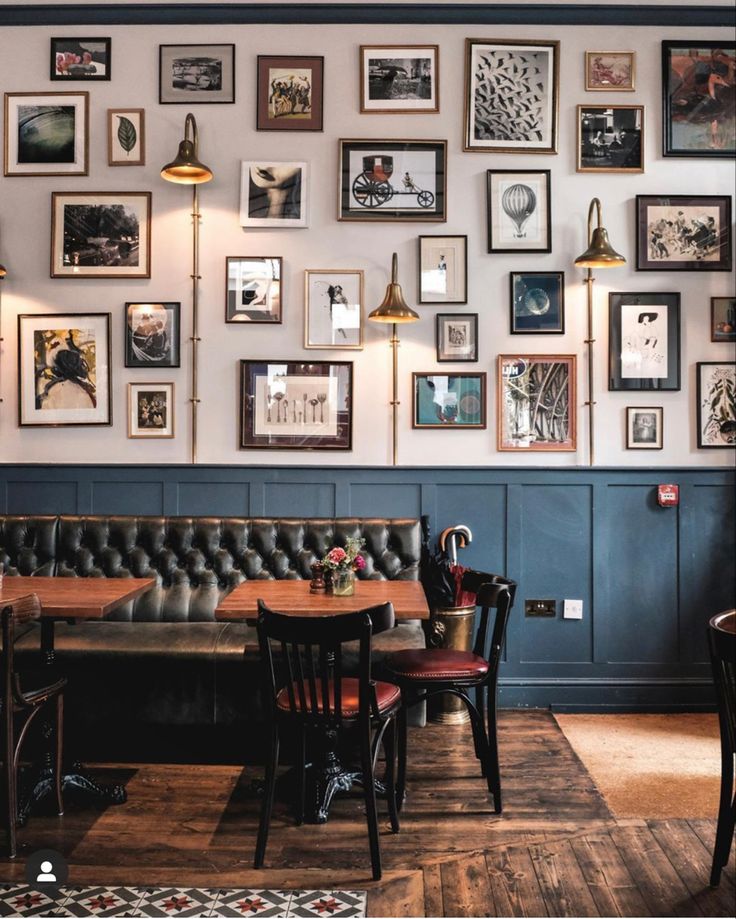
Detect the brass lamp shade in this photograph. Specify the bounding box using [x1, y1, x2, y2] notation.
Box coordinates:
[575, 227, 626, 268]
[0, 264, 6, 278]
[160, 113, 213, 185]
[368, 253, 419, 323]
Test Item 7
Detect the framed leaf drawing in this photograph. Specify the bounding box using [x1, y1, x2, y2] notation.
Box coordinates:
[108, 109, 145, 165]
[697, 362, 736, 448]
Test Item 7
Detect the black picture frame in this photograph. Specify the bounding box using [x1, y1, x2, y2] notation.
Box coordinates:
[662, 41, 735, 158]
[609, 292, 681, 391]
[124, 302, 181, 369]
[436, 313, 478, 363]
[510, 272, 565, 334]
[159, 43, 236, 104]
[576, 104, 644, 173]
[50, 37, 111, 81]
[226, 257, 283, 324]
[696, 362, 736, 448]
[636, 195, 732, 272]
[711, 296, 736, 343]
[239, 359, 353, 451]
[626, 406, 663, 450]
[486, 169, 551, 254]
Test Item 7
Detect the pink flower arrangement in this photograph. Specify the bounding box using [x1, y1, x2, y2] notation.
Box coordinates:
[322, 536, 366, 572]
[326, 547, 347, 566]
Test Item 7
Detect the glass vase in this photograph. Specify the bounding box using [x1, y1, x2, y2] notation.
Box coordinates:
[332, 568, 355, 597]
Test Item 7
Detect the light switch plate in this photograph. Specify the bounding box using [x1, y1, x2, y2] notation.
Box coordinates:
[563, 599, 583, 620]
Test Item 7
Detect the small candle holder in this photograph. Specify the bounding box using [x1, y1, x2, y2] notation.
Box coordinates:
[309, 562, 326, 592]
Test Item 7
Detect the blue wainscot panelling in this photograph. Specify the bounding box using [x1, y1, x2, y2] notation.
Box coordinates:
[2, 463, 734, 711]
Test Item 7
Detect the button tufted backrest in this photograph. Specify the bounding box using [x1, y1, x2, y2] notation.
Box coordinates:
[0, 516, 58, 576]
[54, 516, 421, 622]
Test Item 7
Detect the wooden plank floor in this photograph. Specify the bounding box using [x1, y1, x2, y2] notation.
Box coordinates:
[0, 711, 733, 917]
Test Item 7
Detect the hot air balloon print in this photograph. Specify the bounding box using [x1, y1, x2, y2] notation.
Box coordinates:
[501, 183, 536, 238]
[487, 169, 551, 254]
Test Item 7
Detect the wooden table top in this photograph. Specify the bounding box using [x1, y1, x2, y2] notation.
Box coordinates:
[0, 576, 156, 620]
[711, 609, 736, 636]
[215, 579, 430, 621]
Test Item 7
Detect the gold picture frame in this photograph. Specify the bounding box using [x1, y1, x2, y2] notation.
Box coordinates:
[585, 51, 636, 91]
[304, 269, 364, 350]
[128, 382, 175, 439]
[107, 108, 145, 166]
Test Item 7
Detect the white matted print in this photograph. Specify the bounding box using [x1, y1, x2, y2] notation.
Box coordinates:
[419, 235, 467, 304]
[697, 362, 736, 448]
[360, 45, 439, 113]
[226, 257, 282, 323]
[305, 270, 363, 350]
[240, 161, 308, 228]
[487, 170, 551, 253]
[347, 148, 436, 213]
[128, 382, 174, 438]
[620, 304, 668, 380]
[4, 91, 88, 176]
[254, 373, 339, 437]
[626, 406, 663, 449]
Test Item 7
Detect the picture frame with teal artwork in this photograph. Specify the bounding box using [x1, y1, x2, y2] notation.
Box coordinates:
[412, 372, 486, 429]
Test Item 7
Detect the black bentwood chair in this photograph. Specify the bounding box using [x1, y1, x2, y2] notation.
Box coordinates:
[385, 570, 515, 814]
[1, 594, 66, 858]
[254, 600, 401, 880]
[708, 609, 736, 887]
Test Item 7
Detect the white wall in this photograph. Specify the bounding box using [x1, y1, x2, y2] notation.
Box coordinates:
[0, 20, 733, 467]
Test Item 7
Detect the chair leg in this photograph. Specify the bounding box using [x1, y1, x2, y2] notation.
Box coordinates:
[710, 749, 735, 887]
[485, 686, 502, 814]
[3, 715, 17, 859]
[54, 694, 64, 816]
[382, 717, 400, 834]
[254, 724, 280, 869]
[295, 722, 306, 826]
[473, 685, 486, 766]
[396, 701, 408, 813]
[359, 718, 382, 881]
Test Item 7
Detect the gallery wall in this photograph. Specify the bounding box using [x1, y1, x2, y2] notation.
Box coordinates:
[0, 14, 733, 467]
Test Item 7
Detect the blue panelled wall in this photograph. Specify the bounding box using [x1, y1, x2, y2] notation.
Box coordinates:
[2, 464, 733, 711]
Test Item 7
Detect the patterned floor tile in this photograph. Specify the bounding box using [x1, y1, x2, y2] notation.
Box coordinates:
[211, 889, 292, 917]
[134, 887, 220, 918]
[0, 885, 66, 917]
[56, 886, 142, 917]
[286, 891, 366, 919]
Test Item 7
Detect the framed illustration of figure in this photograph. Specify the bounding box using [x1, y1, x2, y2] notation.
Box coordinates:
[304, 270, 364, 350]
[626, 406, 663, 449]
[636, 195, 732, 272]
[257, 55, 323, 131]
[609, 292, 680, 391]
[585, 51, 635, 91]
[418, 235, 467, 303]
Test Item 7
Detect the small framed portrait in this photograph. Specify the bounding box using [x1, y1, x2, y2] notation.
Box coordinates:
[487, 170, 551, 254]
[436, 314, 478, 363]
[50, 37, 111, 81]
[18, 312, 111, 427]
[239, 359, 353, 451]
[608, 292, 680, 392]
[464, 38, 559, 153]
[128, 383, 175, 439]
[711, 296, 736, 343]
[585, 52, 635, 91]
[257, 55, 323, 131]
[108, 109, 145, 166]
[226, 257, 282, 324]
[697, 362, 736, 448]
[4, 91, 88, 177]
[662, 41, 735, 158]
[418, 235, 467, 304]
[51, 191, 152, 279]
[497, 354, 577, 452]
[413, 372, 486, 428]
[338, 139, 447, 222]
[304, 270, 364, 350]
[510, 272, 564, 334]
[636, 195, 732, 272]
[125, 302, 181, 368]
[360, 45, 439, 113]
[626, 407, 663, 450]
[577, 105, 644, 173]
[159, 44, 235, 104]
[240, 161, 308, 228]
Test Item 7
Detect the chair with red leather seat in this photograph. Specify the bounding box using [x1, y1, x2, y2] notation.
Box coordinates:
[2, 594, 66, 858]
[254, 600, 400, 880]
[385, 570, 515, 814]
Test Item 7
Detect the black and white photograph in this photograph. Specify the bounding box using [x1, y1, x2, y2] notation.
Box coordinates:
[50, 37, 111, 81]
[125, 302, 180, 368]
[626, 406, 663, 449]
[418, 235, 467, 304]
[338, 140, 446, 222]
[697, 362, 736, 448]
[510, 272, 565, 334]
[609, 292, 680, 391]
[360, 45, 439, 113]
[226, 257, 282, 323]
[51, 192, 152, 278]
[487, 170, 551, 253]
[4, 91, 88, 176]
[128, 382, 175, 439]
[108, 108, 145, 166]
[159, 44, 235, 104]
[711, 296, 736, 343]
[304, 270, 364, 350]
[436, 313, 478, 362]
[240, 162, 308, 228]
[257, 56, 323, 131]
[577, 105, 644, 172]
[465, 39, 559, 153]
[637, 195, 732, 271]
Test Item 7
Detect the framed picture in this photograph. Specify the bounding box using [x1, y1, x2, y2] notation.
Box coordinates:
[256, 55, 323, 131]
[418, 235, 467, 304]
[159, 44, 235, 104]
[487, 170, 551, 254]
[4, 91, 88, 177]
[17, 312, 111, 427]
[662, 41, 735, 157]
[497, 354, 577, 452]
[239, 360, 353, 451]
[51, 191, 152, 279]
[304, 270, 364, 350]
[510, 272, 565, 334]
[50, 37, 111, 81]
[585, 52, 635, 91]
[240, 162, 308, 228]
[107, 109, 145, 166]
[124, 302, 181, 368]
[636, 195, 732, 272]
[626, 407, 663, 450]
[711, 296, 736, 343]
[360, 45, 439, 113]
[413, 372, 486, 428]
[464, 38, 559, 153]
[338, 139, 447, 222]
[128, 383, 175, 439]
[226, 257, 282, 324]
[435, 314, 478, 363]
[697, 362, 736, 448]
[576, 104, 644, 173]
[608, 292, 680, 391]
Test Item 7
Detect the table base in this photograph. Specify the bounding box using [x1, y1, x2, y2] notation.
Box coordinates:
[18, 763, 127, 826]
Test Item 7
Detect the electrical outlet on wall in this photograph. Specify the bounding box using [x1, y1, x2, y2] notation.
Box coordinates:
[563, 599, 583, 620]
